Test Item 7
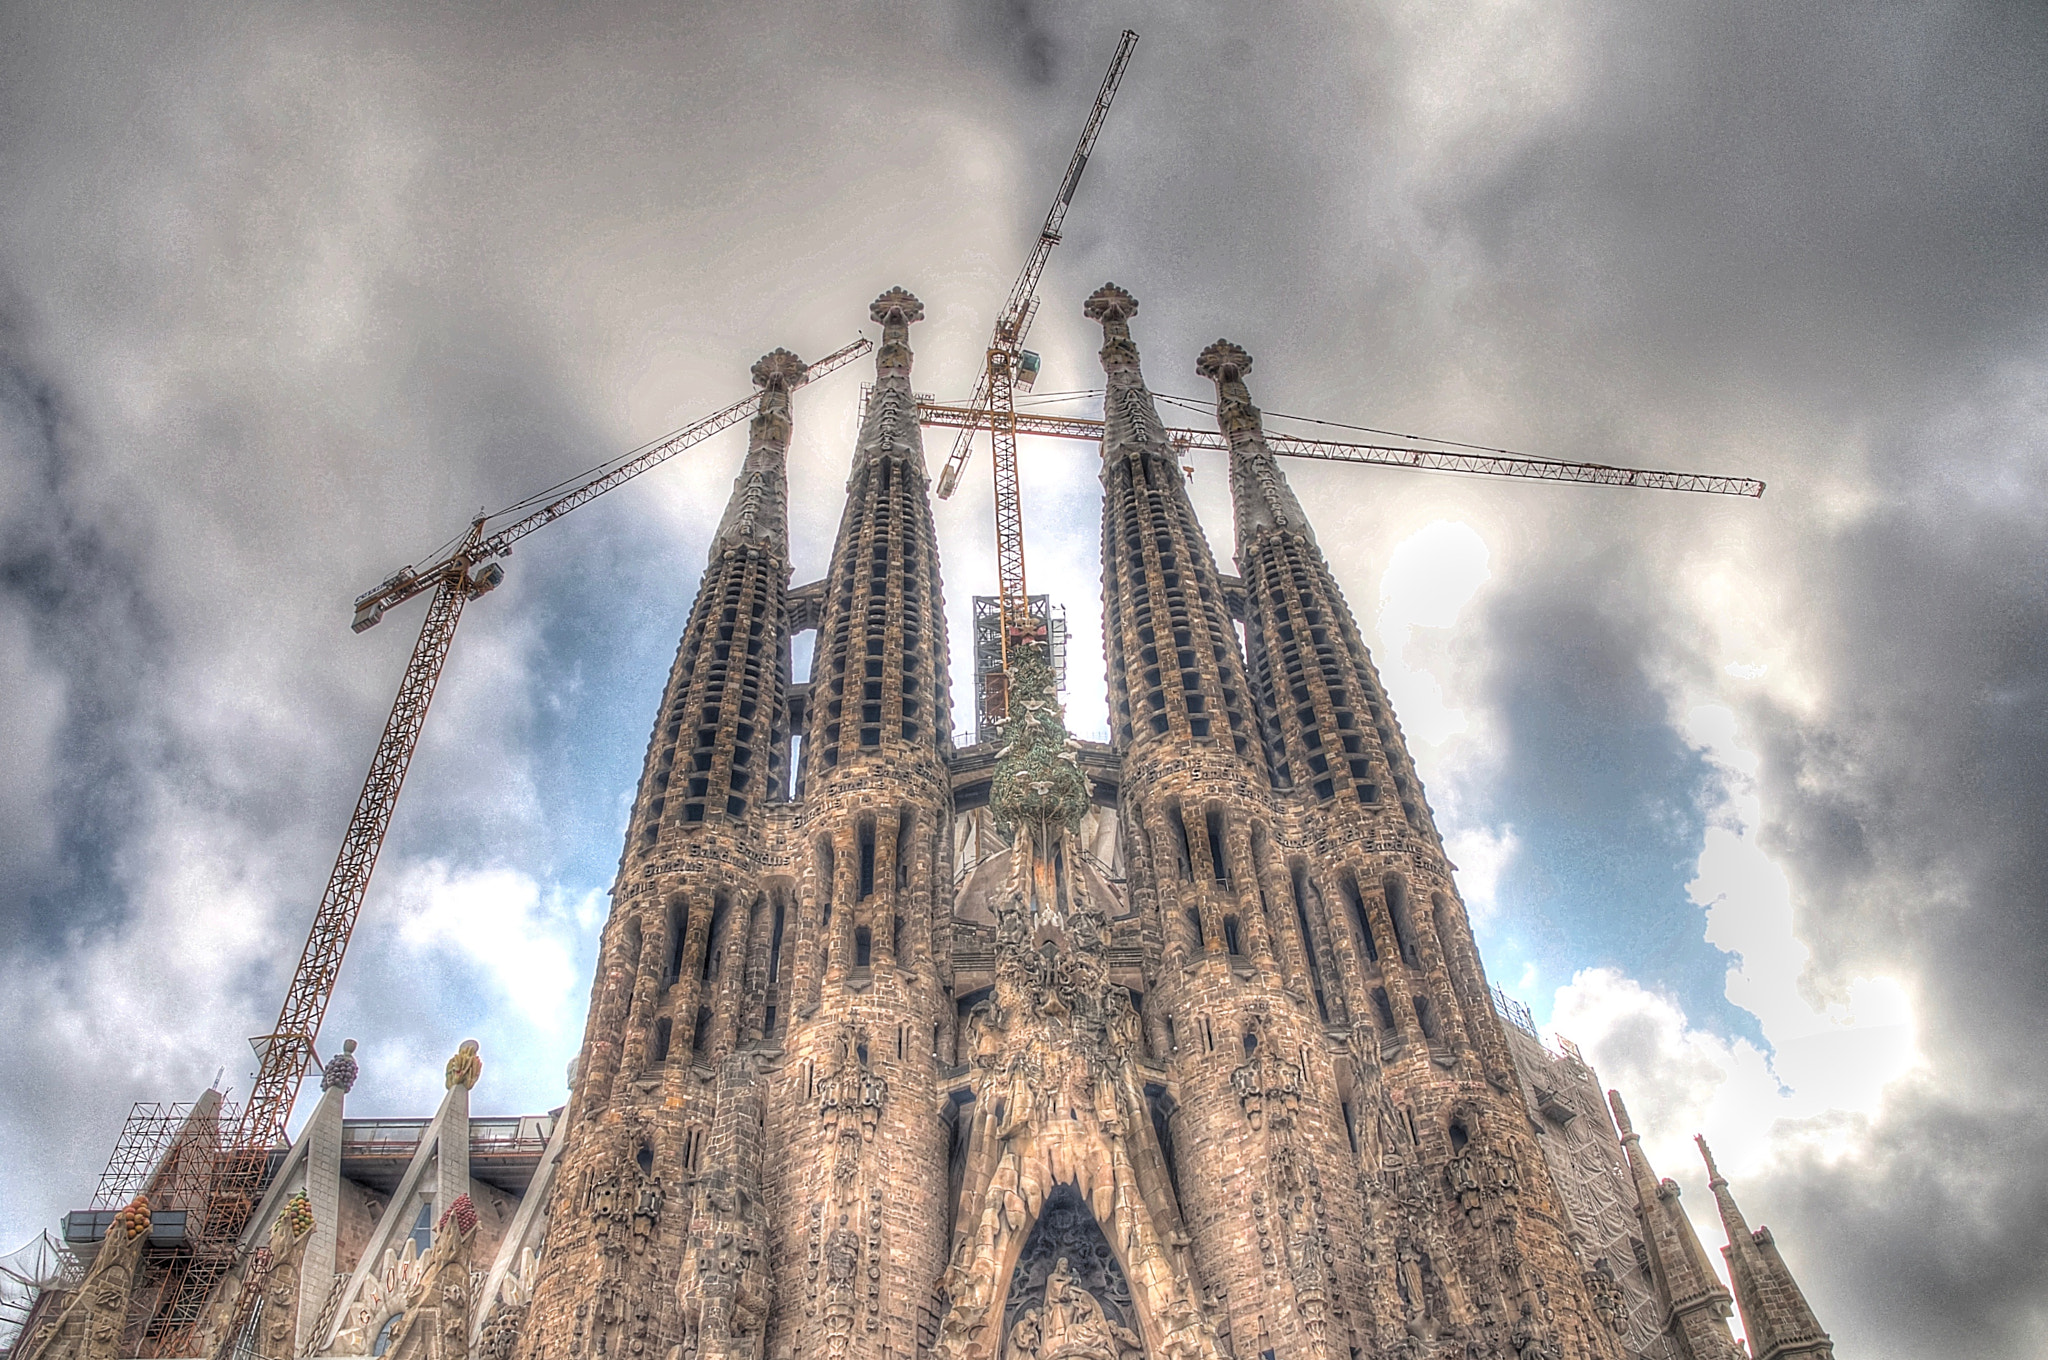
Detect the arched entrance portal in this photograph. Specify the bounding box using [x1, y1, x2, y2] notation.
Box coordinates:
[999, 1184, 1143, 1360]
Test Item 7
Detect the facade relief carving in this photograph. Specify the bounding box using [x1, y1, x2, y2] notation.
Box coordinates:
[936, 649, 1221, 1360]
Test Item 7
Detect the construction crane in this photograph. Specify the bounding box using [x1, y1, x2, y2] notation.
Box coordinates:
[917, 401, 1768, 498]
[934, 28, 1139, 724]
[141, 337, 872, 1356]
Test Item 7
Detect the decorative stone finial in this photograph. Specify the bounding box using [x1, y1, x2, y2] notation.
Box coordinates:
[1195, 340, 1253, 383]
[277, 1190, 315, 1238]
[321, 1037, 360, 1093]
[1083, 283, 1138, 323]
[750, 348, 808, 392]
[870, 287, 924, 326]
[113, 1195, 151, 1241]
[446, 1039, 483, 1091]
[438, 1193, 479, 1235]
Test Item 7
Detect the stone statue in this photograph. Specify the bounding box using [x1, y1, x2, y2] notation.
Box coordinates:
[1007, 1258, 1141, 1360]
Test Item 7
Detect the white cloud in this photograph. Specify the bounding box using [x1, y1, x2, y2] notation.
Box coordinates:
[389, 860, 588, 1034]
[1445, 822, 1519, 925]
[1549, 703, 1920, 1244]
[1376, 520, 1492, 747]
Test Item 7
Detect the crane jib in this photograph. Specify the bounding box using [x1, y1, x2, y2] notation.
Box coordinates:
[1061, 152, 1087, 204]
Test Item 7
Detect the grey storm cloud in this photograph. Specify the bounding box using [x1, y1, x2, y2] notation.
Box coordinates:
[2, 2, 2046, 1357]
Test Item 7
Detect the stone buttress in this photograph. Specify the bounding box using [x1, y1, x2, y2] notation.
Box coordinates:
[1697, 1139, 1832, 1360]
[760, 288, 953, 1360]
[1202, 338, 1617, 1360]
[512, 348, 809, 1360]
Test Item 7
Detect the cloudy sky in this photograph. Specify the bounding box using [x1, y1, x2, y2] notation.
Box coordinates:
[3, 2, 2045, 1355]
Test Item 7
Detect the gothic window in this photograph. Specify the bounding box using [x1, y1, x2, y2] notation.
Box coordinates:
[1205, 808, 1230, 884]
[704, 894, 730, 982]
[858, 820, 876, 898]
[1344, 875, 1380, 964]
[1223, 915, 1243, 957]
[664, 899, 689, 985]
[691, 1005, 714, 1055]
[1384, 874, 1421, 967]
[652, 1017, 672, 1064]
[855, 926, 873, 969]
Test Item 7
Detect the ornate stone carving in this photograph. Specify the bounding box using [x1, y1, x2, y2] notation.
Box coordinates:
[18, 1197, 149, 1360]
[328, 1197, 476, 1360]
[445, 1041, 482, 1092]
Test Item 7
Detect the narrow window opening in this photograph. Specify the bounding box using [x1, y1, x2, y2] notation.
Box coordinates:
[1373, 987, 1397, 1033]
[691, 1004, 714, 1054]
[1223, 915, 1244, 956]
[766, 896, 786, 984]
[1241, 1028, 1258, 1056]
[1205, 807, 1230, 884]
[1164, 1016, 1179, 1055]
[1385, 874, 1421, 967]
[892, 914, 905, 959]
[854, 926, 873, 968]
[1448, 1118, 1470, 1152]
[702, 893, 729, 982]
[1342, 1101, 1360, 1154]
[1415, 995, 1443, 1044]
[858, 821, 876, 898]
[1345, 876, 1379, 964]
[1171, 807, 1195, 879]
[636, 1141, 654, 1175]
[652, 1017, 672, 1063]
[1201, 1016, 1215, 1052]
[664, 899, 689, 984]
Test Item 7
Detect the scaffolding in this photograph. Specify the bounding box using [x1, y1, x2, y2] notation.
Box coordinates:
[971, 594, 1066, 745]
[92, 1099, 235, 1214]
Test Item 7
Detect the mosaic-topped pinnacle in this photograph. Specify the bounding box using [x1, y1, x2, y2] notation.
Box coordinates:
[1195, 339, 1253, 382]
[751, 347, 808, 391]
[870, 287, 924, 326]
[1084, 283, 1138, 323]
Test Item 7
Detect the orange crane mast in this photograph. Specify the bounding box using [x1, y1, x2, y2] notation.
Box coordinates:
[143, 337, 871, 1356]
[935, 28, 1139, 723]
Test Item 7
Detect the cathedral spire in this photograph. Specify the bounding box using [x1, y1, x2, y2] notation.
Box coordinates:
[1607, 1092, 1745, 1360]
[1194, 339, 1314, 548]
[1697, 1138, 1835, 1360]
[1085, 283, 1262, 768]
[707, 347, 804, 554]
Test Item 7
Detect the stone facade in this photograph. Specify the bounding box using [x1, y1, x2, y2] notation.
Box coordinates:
[481, 285, 1836, 1360]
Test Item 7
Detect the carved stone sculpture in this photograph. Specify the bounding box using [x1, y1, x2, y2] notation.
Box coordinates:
[19, 1197, 150, 1360]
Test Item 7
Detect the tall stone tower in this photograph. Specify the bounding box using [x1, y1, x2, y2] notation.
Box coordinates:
[761, 285, 954, 1360]
[491, 283, 1829, 1360]
[514, 345, 811, 1360]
